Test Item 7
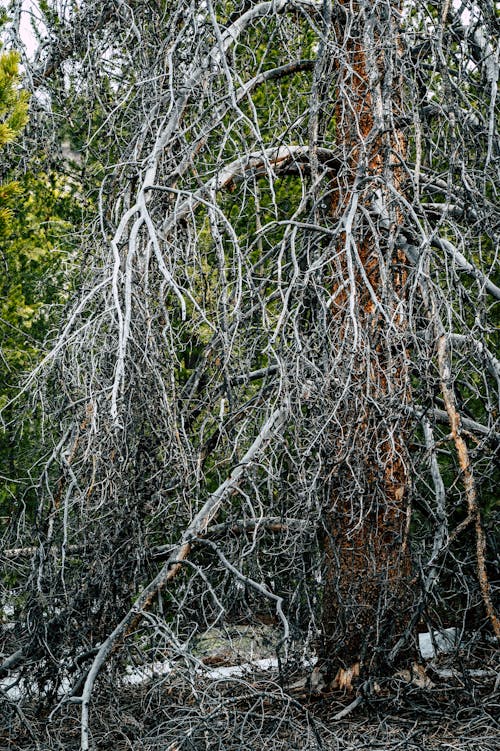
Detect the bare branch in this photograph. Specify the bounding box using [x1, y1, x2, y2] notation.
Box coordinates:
[78, 407, 287, 750]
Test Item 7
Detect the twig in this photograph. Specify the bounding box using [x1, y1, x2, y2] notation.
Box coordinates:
[331, 695, 364, 721]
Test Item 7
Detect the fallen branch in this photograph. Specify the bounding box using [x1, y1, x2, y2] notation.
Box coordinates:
[331, 695, 364, 721]
[2, 543, 84, 560]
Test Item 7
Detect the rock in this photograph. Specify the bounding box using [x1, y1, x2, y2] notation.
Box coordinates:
[418, 627, 459, 660]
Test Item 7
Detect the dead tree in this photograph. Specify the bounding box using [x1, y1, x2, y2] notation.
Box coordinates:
[1, 1, 499, 748]
[320, 0, 413, 689]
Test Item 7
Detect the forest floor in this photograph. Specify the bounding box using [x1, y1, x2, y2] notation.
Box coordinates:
[3, 651, 498, 750]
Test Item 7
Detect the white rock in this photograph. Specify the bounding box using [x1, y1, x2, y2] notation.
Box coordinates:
[418, 628, 459, 659]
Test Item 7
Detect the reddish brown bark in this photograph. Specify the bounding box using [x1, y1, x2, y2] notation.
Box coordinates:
[320, 0, 413, 685]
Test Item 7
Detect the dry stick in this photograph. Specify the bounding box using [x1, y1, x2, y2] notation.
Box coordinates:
[436, 335, 500, 638]
[2, 543, 84, 559]
[331, 695, 364, 721]
[3, 517, 311, 561]
[197, 537, 290, 642]
[406, 234, 499, 636]
[430, 237, 500, 302]
[408, 405, 497, 440]
[421, 417, 448, 592]
[78, 407, 287, 751]
[3, 518, 312, 560]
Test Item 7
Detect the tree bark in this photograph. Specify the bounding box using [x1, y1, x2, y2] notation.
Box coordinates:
[320, 0, 413, 687]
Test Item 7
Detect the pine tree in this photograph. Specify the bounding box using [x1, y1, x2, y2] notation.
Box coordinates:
[2, 3, 499, 748]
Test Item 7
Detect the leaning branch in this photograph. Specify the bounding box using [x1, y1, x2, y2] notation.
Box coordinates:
[436, 335, 499, 638]
[78, 407, 288, 751]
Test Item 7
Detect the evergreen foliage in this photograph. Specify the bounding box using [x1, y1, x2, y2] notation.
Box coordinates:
[0, 47, 81, 513]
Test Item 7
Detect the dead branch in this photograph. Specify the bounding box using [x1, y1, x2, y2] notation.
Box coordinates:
[436, 335, 499, 638]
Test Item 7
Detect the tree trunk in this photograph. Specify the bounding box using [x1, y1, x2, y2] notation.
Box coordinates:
[320, 0, 413, 687]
